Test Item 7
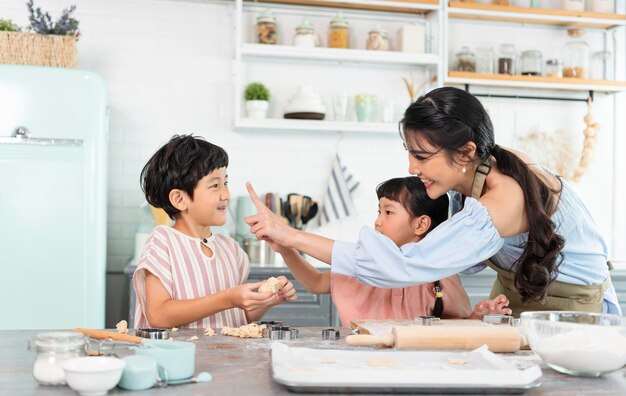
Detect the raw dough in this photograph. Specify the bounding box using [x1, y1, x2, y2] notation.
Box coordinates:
[367, 356, 398, 367]
[204, 327, 216, 337]
[221, 323, 267, 338]
[448, 358, 468, 365]
[258, 277, 283, 294]
[116, 320, 129, 335]
[187, 335, 199, 341]
[171, 327, 179, 332]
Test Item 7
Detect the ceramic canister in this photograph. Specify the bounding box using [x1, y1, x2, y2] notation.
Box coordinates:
[133, 340, 195, 381]
[118, 355, 158, 391]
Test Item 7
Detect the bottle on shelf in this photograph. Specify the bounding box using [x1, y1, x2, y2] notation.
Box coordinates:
[590, 0, 614, 13]
[545, 59, 564, 78]
[497, 44, 516, 75]
[257, 9, 278, 45]
[455, 46, 476, 72]
[366, 25, 391, 51]
[520, 50, 543, 76]
[563, 0, 585, 11]
[328, 12, 349, 49]
[293, 18, 318, 48]
[591, 51, 613, 80]
[563, 28, 590, 78]
[475, 47, 495, 74]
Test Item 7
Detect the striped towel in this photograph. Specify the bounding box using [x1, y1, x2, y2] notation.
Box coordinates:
[319, 154, 360, 226]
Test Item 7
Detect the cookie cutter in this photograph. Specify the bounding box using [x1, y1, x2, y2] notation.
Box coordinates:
[136, 328, 170, 340]
[414, 316, 440, 326]
[322, 328, 340, 340]
[263, 325, 298, 340]
[256, 320, 284, 327]
[482, 314, 513, 326]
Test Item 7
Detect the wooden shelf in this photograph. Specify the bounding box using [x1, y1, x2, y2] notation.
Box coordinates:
[448, 2, 626, 29]
[246, 0, 439, 14]
[447, 71, 626, 92]
[235, 118, 399, 134]
[241, 43, 439, 66]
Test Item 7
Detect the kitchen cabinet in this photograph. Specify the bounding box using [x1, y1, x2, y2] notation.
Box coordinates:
[249, 266, 340, 326]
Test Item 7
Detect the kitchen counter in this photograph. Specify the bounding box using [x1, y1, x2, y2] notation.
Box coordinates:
[3, 328, 626, 395]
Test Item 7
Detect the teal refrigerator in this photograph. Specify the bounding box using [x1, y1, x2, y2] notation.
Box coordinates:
[0, 65, 108, 330]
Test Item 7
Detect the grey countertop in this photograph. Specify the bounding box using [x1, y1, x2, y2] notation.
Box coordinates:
[3, 327, 626, 395]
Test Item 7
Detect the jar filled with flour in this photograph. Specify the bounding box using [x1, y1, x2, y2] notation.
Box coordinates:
[29, 331, 86, 385]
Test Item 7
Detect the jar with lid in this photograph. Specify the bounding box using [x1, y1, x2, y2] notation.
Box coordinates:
[591, 51, 613, 80]
[590, 0, 614, 13]
[455, 46, 476, 72]
[498, 44, 516, 75]
[366, 25, 390, 51]
[293, 18, 317, 48]
[257, 9, 278, 45]
[476, 47, 495, 74]
[521, 50, 543, 76]
[563, 28, 589, 78]
[546, 59, 563, 78]
[563, 0, 585, 11]
[29, 331, 85, 385]
[328, 12, 349, 49]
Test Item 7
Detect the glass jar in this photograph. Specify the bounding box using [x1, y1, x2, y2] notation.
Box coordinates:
[293, 18, 317, 48]
[591, 0, 614, 13]
[546, 59, 563, 78]
[328, 12, 349, 49]
[563, 0, 585, 11]
[591, 51, 614, 80]
[366, 25, 390, 51]
[455, 46, 476, 72]
[520, 50, 543, 76]
[498, 44, 516, 75]
[475, 47, 495, 74]
[29, 331, 85, 385]
[563, 28, 589, 78]
[257, 9, 277, 45]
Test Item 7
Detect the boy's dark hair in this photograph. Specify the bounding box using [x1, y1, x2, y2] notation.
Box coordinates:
[376, 177, 449, 232]
[140, 135, 228, 219]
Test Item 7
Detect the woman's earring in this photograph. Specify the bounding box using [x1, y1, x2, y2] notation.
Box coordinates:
[462, 167, 467, 174]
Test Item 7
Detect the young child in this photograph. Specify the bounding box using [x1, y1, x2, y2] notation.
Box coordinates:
[267, 177, 510, 327]
[133, 135, 296, 329]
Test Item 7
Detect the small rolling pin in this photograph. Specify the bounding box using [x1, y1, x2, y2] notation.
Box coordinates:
[346, 326, 522, 353]
[75, 328, 143, 344]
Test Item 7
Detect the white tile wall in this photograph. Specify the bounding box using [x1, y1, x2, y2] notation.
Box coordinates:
[2, 0, 625, 276]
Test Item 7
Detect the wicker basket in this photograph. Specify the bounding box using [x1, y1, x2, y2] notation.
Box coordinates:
[0, 31, 76, 68]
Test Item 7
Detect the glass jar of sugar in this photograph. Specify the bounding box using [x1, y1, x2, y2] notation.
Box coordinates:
[29, 331, 86, 385]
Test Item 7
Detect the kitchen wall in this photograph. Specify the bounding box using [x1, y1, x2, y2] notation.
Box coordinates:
[2, 0, 624, 326]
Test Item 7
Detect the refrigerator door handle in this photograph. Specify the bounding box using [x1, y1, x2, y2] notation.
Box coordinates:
[0, 127, 83, 147]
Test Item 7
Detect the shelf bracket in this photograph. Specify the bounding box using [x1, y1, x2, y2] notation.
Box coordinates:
[464, 84, 594, 103]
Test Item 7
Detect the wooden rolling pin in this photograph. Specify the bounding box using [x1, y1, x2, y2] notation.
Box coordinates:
[346, 326, 522, 353]
[75, 328, 143, 344]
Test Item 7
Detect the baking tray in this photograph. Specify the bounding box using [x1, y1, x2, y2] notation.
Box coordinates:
[271, 343, 542, 394]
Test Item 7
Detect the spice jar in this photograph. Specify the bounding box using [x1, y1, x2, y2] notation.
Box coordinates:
[546, 59, 563, 78]
[366, 25, 390, 51]
[521, 50, 543, 76]
[591, 51, 613, 80]
[30, 331, 85, 385]
[257, 9, 277, 45]
[455, 46, 476, 72]
[498, 44, 516, 75]
[563, 0, 585, 11]
[328, 12, 349, 49]
[293, 18, 317, 48]
[476, 47, 495, 74]
[563, 28, 589, 78]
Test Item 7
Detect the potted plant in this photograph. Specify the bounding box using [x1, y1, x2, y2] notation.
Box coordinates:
[244, 82, 270, 119]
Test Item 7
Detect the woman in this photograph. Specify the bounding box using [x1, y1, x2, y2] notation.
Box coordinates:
[246, 87, 619, 316]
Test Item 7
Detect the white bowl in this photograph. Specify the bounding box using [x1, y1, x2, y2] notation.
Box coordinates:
[522, 311, 626, 377]
[61, 356, 126, 396]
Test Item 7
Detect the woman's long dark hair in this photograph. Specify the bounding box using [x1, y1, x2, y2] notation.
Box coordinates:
[400, 87, 564, 303]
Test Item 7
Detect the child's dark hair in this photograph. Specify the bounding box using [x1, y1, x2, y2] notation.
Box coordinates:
[376, 177, 449, 232]
[376, 177, 449, 317]
[140, 135, 228, 219]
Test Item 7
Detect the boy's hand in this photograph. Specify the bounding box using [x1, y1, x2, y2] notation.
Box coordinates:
[245, 182, 297, 247]
[472, 294, 512, 317]
[274, 275, 297, 303]
[229, 282, 279, 311]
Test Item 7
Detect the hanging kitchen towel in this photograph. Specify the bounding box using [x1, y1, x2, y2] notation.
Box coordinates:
[319, 154, 360, 226]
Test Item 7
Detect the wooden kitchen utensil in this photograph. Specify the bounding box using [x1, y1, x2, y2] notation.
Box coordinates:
[75, 328, 143, 344]
[345, 325, 522, 353]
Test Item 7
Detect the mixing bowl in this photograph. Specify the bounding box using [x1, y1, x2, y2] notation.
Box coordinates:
[61, 356, 125, 396]
[521, 311, 626, 377]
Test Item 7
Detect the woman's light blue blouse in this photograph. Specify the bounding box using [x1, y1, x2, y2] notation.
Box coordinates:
[331, 181, 620, 314]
